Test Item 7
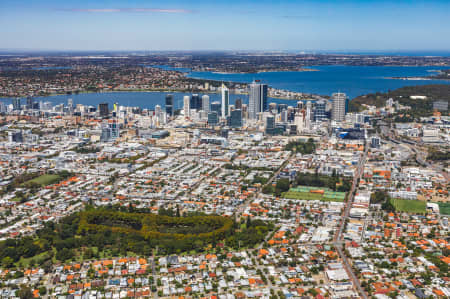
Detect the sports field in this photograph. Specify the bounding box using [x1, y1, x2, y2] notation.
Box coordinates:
[24, 174, 61, 186]
[438, 202, 450, 215]
[282, 186, 346, 202]
[389, 198, 426, 214]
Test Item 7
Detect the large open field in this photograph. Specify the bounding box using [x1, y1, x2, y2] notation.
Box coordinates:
[282, 186, 346, 202]
[23, 174, 61, 186]
[389, 198, 426, 214]
[438, 202, 450, 215]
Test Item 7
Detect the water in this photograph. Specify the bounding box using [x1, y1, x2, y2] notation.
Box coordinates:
[1, 92, 289, 110]
[2, 65, 449, 109]
[186, 65, 450, 98]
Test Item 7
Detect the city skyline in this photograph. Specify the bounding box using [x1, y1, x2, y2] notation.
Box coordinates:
[1, 0, 450, 51]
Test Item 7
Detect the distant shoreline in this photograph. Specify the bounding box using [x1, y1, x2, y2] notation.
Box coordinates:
[210, 68, 319, 74]
[387, 76, 450, 81]
[0, 89, 309, 102]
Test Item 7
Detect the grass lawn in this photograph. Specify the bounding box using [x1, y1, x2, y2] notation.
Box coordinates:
[23, 174, 61, 186]
[438, 202, 450, 215]
[15, 251, 49, 268]
[282, 189, 345, 202]
[390, 198, 426, 214]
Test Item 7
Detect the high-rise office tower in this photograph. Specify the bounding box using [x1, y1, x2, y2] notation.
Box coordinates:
[42, 101, 52, 111]
[305, 101, 312, 130]
[183, 95, 190, 118]
[155, 104, 162, 116]
[235, 98, 242, 110]
[295, 110, 305, 134]
[229, 109, 242, 128]
[191, 94, 201, 110]
[314, 99, 327, 121]
[211, 101, 221, 114]
[26, 97, 34, 110]
[165, 94, 173, 116]
[207, 111, 219, 126]
[67, 98, 74, 114]
[98, 103, 109, 117]
[332, 92, 347, 121]
[202, 95, 210, 113]
[13, 98, 21, 110]
[248, 81, 268, 119]
[265, 115, 275, 134]
[221, 84, 229, 118]
[280, 110, 288, 122]
[155, 105, 165, 125]
[278, 104, 288, 113]
[109, 121, 119, 139]
[67, 98, 73, 108]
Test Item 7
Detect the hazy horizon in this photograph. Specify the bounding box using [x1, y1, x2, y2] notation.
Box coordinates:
[1, 49, 450, 55]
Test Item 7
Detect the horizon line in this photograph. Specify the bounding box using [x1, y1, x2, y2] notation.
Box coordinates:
[1, 48, 450, 53]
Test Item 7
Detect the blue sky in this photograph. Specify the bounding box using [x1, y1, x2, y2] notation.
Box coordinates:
[0, 0, 449, 51]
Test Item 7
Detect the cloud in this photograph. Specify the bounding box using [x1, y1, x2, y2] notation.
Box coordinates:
[60, 8, 192, 14]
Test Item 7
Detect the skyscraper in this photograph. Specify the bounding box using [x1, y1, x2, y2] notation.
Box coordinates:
[183, 95, 190, 118]
[202, 95, 210, 113]
[305, 101, 312, 130]
[248, 81, 268, 119]
[229, 109, 242, 128]
[211, 101, 221, 114]
[67, 98, 74, 114]
[235, 98, 243, 110]
[191, 94, 201, 110]
[26, 97, 34, 110]
[295, 110, 306, 134]
[221, 84, 229, 118]
[98, 103, 109, 117]
[265, 115, 275, 134]
[314, 99, 327, 121]
[207, 111, 219, 126]
[13, 98, 21, 110]
[165, 94, 173, 116]
[332, 92, 347, 122]
[278, 104, 288, 113]
[155, 104, 162, 116]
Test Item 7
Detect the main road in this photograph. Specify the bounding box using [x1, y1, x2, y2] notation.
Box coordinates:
[333, 145, 368, 299]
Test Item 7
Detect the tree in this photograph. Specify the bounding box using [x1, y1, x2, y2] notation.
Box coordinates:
[18, 286, 33, 299]
[370, 191, 389, 204]
[262, 184, 274, 194]
[275, 178, 290, 195]
[246, 216, 252, 228]
[1, 256, 13, 268]
[56, 248, 74, 262]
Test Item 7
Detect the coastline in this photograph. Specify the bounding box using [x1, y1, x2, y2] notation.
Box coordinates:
[3, 66, 450, 101]
[0, 89, 312, 102]
[387, 76, 450, 81]
[210, 68, 319, 74]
